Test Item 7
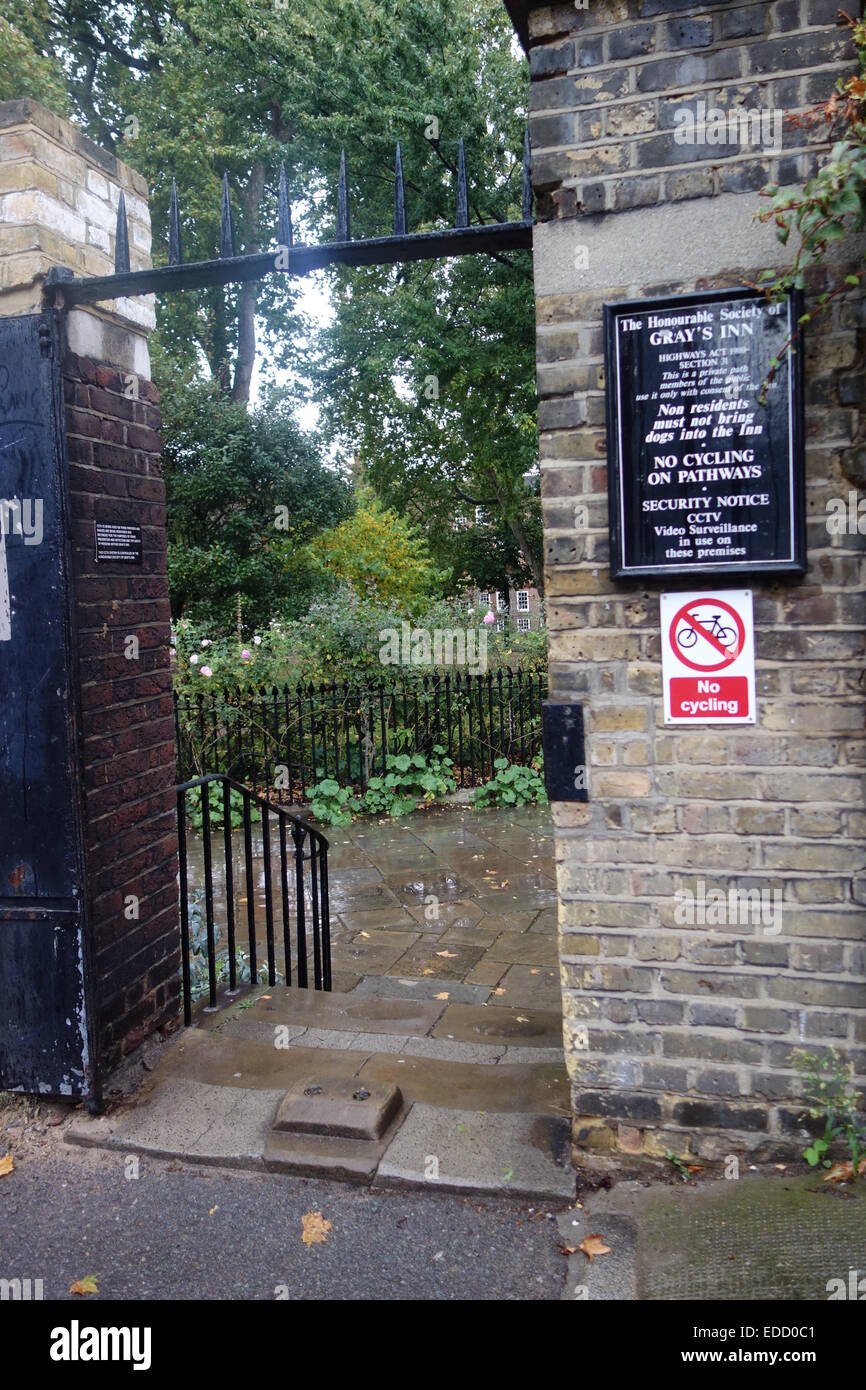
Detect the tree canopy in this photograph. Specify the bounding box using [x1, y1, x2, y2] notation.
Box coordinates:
[0, 0, 540, 597]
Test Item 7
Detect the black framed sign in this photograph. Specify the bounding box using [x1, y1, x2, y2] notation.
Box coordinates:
[604, 286, 805, 580]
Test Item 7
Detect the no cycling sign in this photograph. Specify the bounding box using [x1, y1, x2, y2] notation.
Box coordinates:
[661, 590, 756, 724]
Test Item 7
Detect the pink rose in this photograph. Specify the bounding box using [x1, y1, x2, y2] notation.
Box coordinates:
[483, 610, 495, 625]
[200, 665, 213, 678]
[241, 649, 251, 660]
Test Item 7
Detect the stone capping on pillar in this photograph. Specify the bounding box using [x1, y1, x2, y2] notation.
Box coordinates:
[0, 97, 154, 373]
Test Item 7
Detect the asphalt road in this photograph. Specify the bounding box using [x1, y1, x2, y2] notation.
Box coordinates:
[0, 1143, 567, 1302]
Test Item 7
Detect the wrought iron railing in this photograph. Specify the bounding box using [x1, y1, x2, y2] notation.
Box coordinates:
[173, 670, 548, 800]
[175, 773, 330, 1024]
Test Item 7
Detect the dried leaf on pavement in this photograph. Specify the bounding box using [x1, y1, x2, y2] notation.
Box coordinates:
[579, 1234, 611, 1263]
[0, 1155, 14, 1178]
[69, 1275, 99, 1296]
[301, 1211, 333, 1246]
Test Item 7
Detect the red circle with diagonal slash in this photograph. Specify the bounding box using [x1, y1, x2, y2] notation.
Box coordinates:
[668, 597, 746, 673]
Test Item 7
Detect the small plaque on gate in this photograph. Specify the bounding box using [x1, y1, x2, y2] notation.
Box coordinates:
[94, 521, 142, 564]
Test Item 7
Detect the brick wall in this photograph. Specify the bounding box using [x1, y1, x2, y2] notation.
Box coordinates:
[524, 1, 866, 1162]
[63, 350, 180, 1074]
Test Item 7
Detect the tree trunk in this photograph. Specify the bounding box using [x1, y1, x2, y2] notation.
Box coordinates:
[231, 160, 267, 404]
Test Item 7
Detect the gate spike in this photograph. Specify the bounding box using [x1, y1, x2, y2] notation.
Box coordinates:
[278, 162, 293, 248]
[114, 190, 130, 273]
[336, 147, 350, 241]
[522, 127, 533, 221]
[393, 143, 406, 236]
[220, 173, 235, 259]
[168, 177, 183, 265]
[456, 137, 469, 229]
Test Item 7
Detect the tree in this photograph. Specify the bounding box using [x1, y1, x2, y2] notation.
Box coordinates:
[0, 0, 539, 582]
[309, 493, 444, 609]
[162, 380, 351, 630]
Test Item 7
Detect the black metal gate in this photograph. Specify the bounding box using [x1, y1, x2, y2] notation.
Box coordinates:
[175, 774, 330, 1021]
[0, 314, 96, 1101]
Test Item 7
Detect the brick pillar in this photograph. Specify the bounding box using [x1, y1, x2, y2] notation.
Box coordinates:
[0, 99, 180, 1077]
[517, 2, 866, 1163]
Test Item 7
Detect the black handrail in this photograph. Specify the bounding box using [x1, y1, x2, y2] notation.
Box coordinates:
[175, 773, 330, 1024]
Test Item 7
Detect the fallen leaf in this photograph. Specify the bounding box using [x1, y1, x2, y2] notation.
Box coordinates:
[579, 1234, 611, 1263]
[823, 1158, 866, 1183]
[435, 950, 458, 959]
[491, 988, 506, 996]
[0, 1154, 14, 1178]
[260, 995, 271, 1001]
[774, 1164, 787, 1172]
[557, 1244, 579, 1256]
[301, 1211, 333, 1246]
[530, 969, 540, 975]
[209, 1205, 219, 1215]
[69, 1275, 99, 1296]
[516, 1015, 530, 1023]
[687, 1164, 704, 1174]
[434, 992, 449, 1000]
[360, 932, 370, 939]
[422, 968, 435, 976]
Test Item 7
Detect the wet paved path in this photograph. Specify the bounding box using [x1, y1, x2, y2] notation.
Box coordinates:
[324, 805, 560, 1009]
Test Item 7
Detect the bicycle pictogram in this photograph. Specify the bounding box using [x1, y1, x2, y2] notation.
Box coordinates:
[676, 611, 737, 652]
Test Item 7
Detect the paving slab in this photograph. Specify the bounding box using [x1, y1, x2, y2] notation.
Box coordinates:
[334, 907, 419, 932]
[387, 940, 486, 981]
[331, 929, 420, 974]
[488, 965, 562, 1010]
[235, 986, 447, 1036]
[358, 1054, 569, 1114]
[432, 1002, 563, 1048]
[351, 974, 491, 1006]
[486, 932, 559, 967]
[376, 1105, 575, 1202]
[67, 1077, 283, 1168]
[384, 869, 478, 903]
[404, 898, 484, 928]
[464, 959, 509, 987]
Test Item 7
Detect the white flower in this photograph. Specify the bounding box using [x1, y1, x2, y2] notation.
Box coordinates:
[253, 635, 262, 645]
[201, 639, 211, 647]
[190, 654, 199, 664]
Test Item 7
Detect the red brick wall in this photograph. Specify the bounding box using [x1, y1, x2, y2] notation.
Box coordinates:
[63, 350, 180, 1075]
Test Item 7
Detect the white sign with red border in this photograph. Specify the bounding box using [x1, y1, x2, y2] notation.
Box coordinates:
[661, 590, 756, 724]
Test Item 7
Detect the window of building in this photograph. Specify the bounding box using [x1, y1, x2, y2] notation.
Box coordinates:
[495, 591, 507, 611]
[517, 617, 530, 632]
[517, 590, 530, 612]
[495, 620, 504, 632]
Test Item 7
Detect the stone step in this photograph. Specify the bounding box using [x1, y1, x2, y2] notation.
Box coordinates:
[203, 985, 564, 1056]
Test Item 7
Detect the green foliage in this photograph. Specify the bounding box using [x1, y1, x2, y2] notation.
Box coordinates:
[308, 778, 357, 827]
[361, 747, 456, 817]
[171, 589, 546, 698]
[0, 4, 71, 114]
[473, 756, 547, 808]
[665, 1150, 691, 1183]
[792, 1047, 866, 1178]
[757, 15, 865, 377]
[309, 492, 446, 609]
[308, 747, 456, 824]
[187, 888, 276, 1002]
[161, 379, 351, 630]
[185, 784, 260, 831]
[16, 0, 537, 579]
